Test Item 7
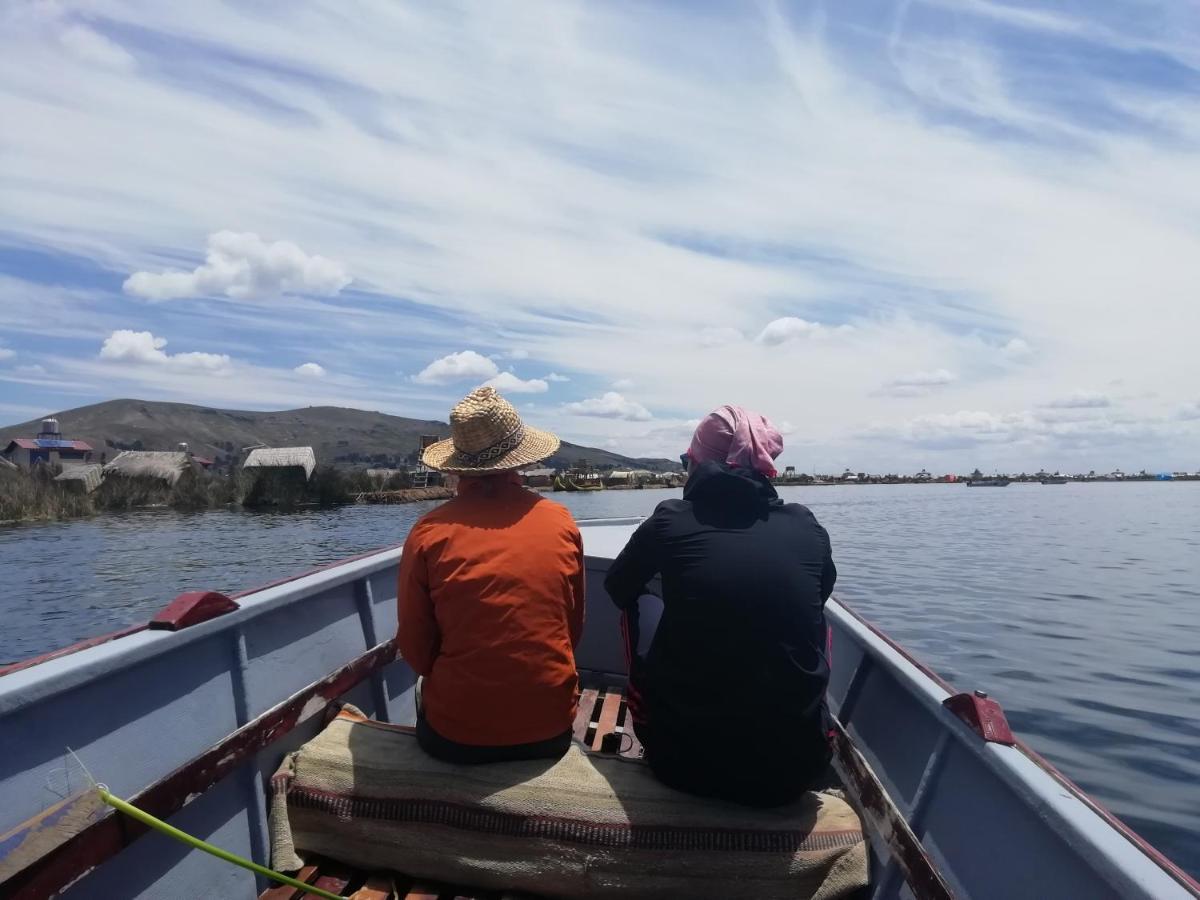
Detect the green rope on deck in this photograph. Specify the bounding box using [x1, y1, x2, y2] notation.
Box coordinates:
[95, 788, 345, 899]
[67, 745, 343, 899]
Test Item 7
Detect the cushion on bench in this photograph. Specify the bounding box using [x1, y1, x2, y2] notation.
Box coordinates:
[270, 709, 868, 899]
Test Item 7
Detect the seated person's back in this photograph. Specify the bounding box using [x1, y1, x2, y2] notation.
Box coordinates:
[605, 405, 835, 805]
[397, 388, 584, 763]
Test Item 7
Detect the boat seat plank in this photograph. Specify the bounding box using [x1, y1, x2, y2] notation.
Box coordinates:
[590, 689, 623, 751]
[260, 864, 319, 899]
[312, 859, 355, 894]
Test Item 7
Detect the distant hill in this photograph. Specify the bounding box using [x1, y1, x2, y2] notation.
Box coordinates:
[0, 399, 678, 473]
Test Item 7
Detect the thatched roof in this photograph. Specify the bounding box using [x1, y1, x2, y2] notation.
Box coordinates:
[55, 463, 104, 493]
[243, 447, 316, 481]
[104, 451, 191, 485]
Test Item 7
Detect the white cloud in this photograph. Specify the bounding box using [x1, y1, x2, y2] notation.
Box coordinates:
[893, 369, 957, 387]
[1042, 391, 1112, 409]
[612, 377, 635, 390]
[757, 318, 844, 346]
[124, 231, 351, 301]
[484, 371, 549, 393]
[563, 392, 652, 422]
[59, 25, 136, 71]
[0, 349, 15, 361]
[505, 349, 531, 360]
[1001, 338, 1034, 360]
[882, 368, 958, 397]
[1175, 401, 1200, 421]
[294, 362, 326, 378]
[544, 372, 570, 382]
[698, 327, 744, 348]
[412, 350, 498, 385]
[99, 330, 233, 373]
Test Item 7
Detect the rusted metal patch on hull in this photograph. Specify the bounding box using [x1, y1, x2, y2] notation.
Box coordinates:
[829, 719, 955, 900]
[1, 641, 398, 899]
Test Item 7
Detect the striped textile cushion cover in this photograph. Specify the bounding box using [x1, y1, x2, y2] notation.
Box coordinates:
[270, 710, 868, 899]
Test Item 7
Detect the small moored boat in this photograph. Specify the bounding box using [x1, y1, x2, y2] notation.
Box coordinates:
[1, 519, 1196, 899]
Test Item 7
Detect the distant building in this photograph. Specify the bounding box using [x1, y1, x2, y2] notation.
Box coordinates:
[104, 451, 194, 485]
[243, 447, 317, 482]
[521, 467, 556, 488]
[54, 464, 104, 494]
[2, 418, 93, 470]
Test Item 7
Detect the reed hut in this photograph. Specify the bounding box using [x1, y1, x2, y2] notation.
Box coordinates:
[103, 451, 193, 485]
[0, 455, 16, 472]
[243, 447, 317, 481]
[54, 463, 104, 494]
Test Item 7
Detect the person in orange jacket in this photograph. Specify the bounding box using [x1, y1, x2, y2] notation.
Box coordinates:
[397, 387, 585, 764]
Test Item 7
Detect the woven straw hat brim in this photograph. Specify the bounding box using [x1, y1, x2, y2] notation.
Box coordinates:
[422, 426, 560, 473]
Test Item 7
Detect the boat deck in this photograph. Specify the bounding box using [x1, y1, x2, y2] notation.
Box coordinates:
[258, 685, 644, 900]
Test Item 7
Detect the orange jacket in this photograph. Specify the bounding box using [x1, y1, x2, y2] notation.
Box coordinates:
[396, 473, 585, 746]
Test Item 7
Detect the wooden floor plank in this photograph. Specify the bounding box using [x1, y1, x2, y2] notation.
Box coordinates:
[402, 883, 440, 900]
[260, 865, 318, 899]
[351, 872, 394, 899]
[572, 688, 599, 743]
[312, 860, 355, 895]
[591, 689, 623, 751]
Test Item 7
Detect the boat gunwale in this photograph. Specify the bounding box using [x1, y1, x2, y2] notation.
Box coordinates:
[831, 598, 1200, 897]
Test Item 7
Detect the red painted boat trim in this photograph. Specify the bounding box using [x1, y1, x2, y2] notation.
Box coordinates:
[149, 591, 239, 631]
[834, 597, 1200, 896]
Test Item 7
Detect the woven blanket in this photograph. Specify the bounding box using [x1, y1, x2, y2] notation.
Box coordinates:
[271, 709, 868, 899]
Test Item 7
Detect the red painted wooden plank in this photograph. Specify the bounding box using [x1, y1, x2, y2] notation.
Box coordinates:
[829, 720, 952, 900]
[312, 860, 355, 895]
[149, 591, 238, 631]
[590, 689, 622, 752]
[350, 872, 394, 898]
[259, 864, 318, 899]
[402, 882, 440, 900]
[2, 641, 399, 900]
[572, 688, 598, 743]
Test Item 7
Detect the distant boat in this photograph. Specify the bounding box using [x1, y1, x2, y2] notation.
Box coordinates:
[966, 478, 1010, 487]
[1040, 476, 1069, 485]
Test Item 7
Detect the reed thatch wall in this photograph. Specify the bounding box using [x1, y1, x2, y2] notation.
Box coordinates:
[243, 447, 317, 481]
[103, 451, 191, 485]
[54, 463, 104, 494]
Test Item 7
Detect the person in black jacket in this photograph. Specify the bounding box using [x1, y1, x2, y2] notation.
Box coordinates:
[604, 405, 836, 807]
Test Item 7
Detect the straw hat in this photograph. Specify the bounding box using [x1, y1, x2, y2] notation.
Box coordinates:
[422, 387, 560, 473]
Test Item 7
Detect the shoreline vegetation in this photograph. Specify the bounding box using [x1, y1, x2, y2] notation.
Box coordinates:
[0, 465, 453, 526]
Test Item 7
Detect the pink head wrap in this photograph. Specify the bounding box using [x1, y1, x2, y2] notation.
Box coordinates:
[688, 405, 783, 477]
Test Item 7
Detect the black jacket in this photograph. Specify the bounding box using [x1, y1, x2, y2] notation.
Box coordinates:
[604, 461, 836, 804]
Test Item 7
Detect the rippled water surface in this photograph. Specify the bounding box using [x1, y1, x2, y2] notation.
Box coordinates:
[2, 483, 1198, 878]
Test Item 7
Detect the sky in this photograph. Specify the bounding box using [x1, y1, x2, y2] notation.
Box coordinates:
[1, 0, 1199, 474]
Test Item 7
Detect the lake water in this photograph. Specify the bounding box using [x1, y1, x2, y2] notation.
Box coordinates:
[2, 482, 1198, 879]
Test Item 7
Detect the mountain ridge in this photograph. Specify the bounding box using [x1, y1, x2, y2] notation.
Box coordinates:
[0, 399, 677, 473]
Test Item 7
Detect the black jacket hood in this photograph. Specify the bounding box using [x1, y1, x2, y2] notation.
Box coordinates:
[682, 460, 781, 508]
